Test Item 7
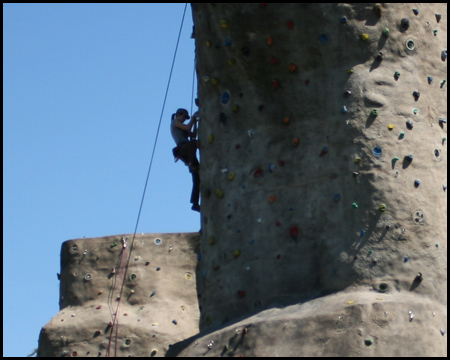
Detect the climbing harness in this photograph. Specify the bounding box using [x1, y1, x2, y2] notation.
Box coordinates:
[106, 4, 190, 356]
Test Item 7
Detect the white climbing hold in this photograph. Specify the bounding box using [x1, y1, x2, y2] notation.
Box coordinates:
[409, 311, 414, 322]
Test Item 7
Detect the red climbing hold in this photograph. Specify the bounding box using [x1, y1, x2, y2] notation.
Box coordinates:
[238, 290, 245, 297]
[273, 80, 280, 88]
[242, 327, 248, 336]
[276, 221, 281, 226]
[254, 168, 264, 178]
[259, 3, 267, 8]
[96, 305, 102, 310]
[290, 226, 299, 238]
[276, 254, 281, 259]
[278, 160, 285, 166]
[287, 20, 294, 29]
[270, 57, 277, 64]
[305, 80, 310, 85]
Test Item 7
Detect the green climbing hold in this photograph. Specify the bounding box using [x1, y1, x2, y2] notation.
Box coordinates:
[365, 338, 373, 346]
[371, 109, 378, 116]
[382, 28, 389, 37]
[111, 242, 118, 248]
[352, 203, 358, 209]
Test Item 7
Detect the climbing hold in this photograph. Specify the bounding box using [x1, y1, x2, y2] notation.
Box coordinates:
[440, 79, 446, 87]
[228, 172, 235, 181]
[154, 238, 162, 245]
[224, 38, 232, 47]
[156, 267, 161, 271]
[208, 236, 215, 245]
[319, 34, 329, 44]
[364, 338, 373, 346]
[344, 90, 352, 96]
[382, 28, 390, 37]
[110, 242, 117, 248]
[413, 90, 420, 101]
[220, 20, 228, 29]
[412, 8, 419, 15]
[254, 169, 264, 178]
[172, 320, 177, 325]
[290, 226, 299, 238]
[287, 20, 294, 29]
[85, 273, 92, 281]
[360, 230, 365, 236]
[388, 124, 394, 130]
[347, 300, 355, 304]
[399, 132, 405, 139]
[378, 283, 388, 292]
[414, 180, 421, 187]
[211, 78, 219, 85]
[428, 76, 433, 84]
[372, 146, 382, 157]
[185, 273, 192, 280]
[441, 50, 447, 61]
[406, 39, 415, 51]
[145, 261, 150, 266]
[98, 291, 103, 295]
[373, 4, 382, 18]
[371, 109, 378, 116]
[267, 36, 273, 45]
[238, 290, 245, 298]
[319, 146, 328, 157]
[283, 117, 290, 124]
[232, 105, 239, 112]
[341, 106, 348, 114]
[202, 76, 210, 82]
[361, 33, 369, 42]
[433, 29, 438, 36]
[353, 171, 360, 177]
[406, 121, 414, 130]
[347, 69, 354, 74]
[273, 80, 280, 88]
[151, 349, 158, 356]
[206, 40, 211, 47]
[292, 137, 299, 146]
[435, 149, 440, 158]
[268, 164, 275, 173]
[375, 51, 384, 62]
[333, 194, 341, 202]
[221, 91, 230, 105]
[150, 290, 156, 297]
[352, 203, 358, 209]
[233, 250, 240, 257]
[409, 311, 414, 322]
[269, 195, 277, 203]
[435, 13, 442, 22]
[405, 154, 413, 162]
[288, 63, 297, 72]
[354, 157, 361, 164]
[340, 16, 347, 24]
[208, 134, 214, 144]
[392, 157, 399, 163]
[216, 189, 224, 198]
[400, 18, 410, 30]
[227, 59, 235, 65]
[125, 339, 131, 346]
[394, 71, 400, 79]
[270, 56, 277, 64]
[130, 274, 137, 280]
[379, 204, 386, 212]
[278, 160, 285, 166]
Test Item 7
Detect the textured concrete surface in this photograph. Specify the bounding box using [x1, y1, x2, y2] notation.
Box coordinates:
[39, 3, 446, 357]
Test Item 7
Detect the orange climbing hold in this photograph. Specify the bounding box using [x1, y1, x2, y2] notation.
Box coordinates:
[292, 137, 299, 146]
[269, 195, 277, 203]
[267, 36, 273, 45]
[289, 63, 297, 72]
[284, 117, 290, 124]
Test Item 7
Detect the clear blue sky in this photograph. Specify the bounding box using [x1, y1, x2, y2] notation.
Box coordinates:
[3, 3, 198, 356]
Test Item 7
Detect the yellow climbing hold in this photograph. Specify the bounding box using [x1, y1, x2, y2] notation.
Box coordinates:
[388, 124, 394, 130]
[347, 300, 355, 305]
[206, 315, 211, 325]
[152, 322, 158, 326]
[228, 59, 235, 65]
[228, 172, 235, 181]
[232, 105, 239, 112]
[185, 273, 192, 280]
[208, 134, 214, 143]
[361, 33, 369, 41]
[181, 305, 186, 311]
[233, 250, 240, 257]
[211, 78, 219, 85]
[208, 236, 215, 245]
[216, 189, 224, 198]
[206, 40, 211, 47]
[347, 69, 354, 74]
[376, 297, 383, 301]
[354, 157, 361, 163]
[220, 20, 228, 29]
[379, 204, 387, 212]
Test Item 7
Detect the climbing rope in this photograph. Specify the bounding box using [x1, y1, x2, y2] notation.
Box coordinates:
[106, 3, 189, 356]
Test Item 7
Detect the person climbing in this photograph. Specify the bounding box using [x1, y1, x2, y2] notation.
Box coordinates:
[171, 108, 201, 212]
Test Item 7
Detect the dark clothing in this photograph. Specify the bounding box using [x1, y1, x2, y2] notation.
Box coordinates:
[173, 139, 200, 206]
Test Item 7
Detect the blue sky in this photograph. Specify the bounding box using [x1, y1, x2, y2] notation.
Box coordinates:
[3, 3, 198, 356]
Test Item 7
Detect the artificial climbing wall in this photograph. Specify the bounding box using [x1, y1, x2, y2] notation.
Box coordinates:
[38, 233, 200, 357]
[191, 2, 447, 353]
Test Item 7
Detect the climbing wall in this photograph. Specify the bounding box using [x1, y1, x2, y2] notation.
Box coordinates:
[38, 233, 200, 357]
[181, 3, 446, 356]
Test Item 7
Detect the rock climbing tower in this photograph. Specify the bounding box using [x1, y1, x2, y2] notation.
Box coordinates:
[39, 3, 446, 357]
[187, 3, 447, 356]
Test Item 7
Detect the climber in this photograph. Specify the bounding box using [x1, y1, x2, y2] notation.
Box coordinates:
[171, 108, 201, 212]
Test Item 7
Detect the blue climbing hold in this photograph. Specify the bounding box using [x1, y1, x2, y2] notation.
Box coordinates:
[428, 76, 433, 84]
[224, 38, 232, 47]
[341, 106, 347, 114]
[340, 16, 347, 24]
[360, 230, 365, 236]
[414, 179, 421, 187]
[319, 34, 329, 44]
[442, 50, 447, 61]
[372, 146, 382, 158]
[221, 91, 230, 105]
[333, 194, 341, 202]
